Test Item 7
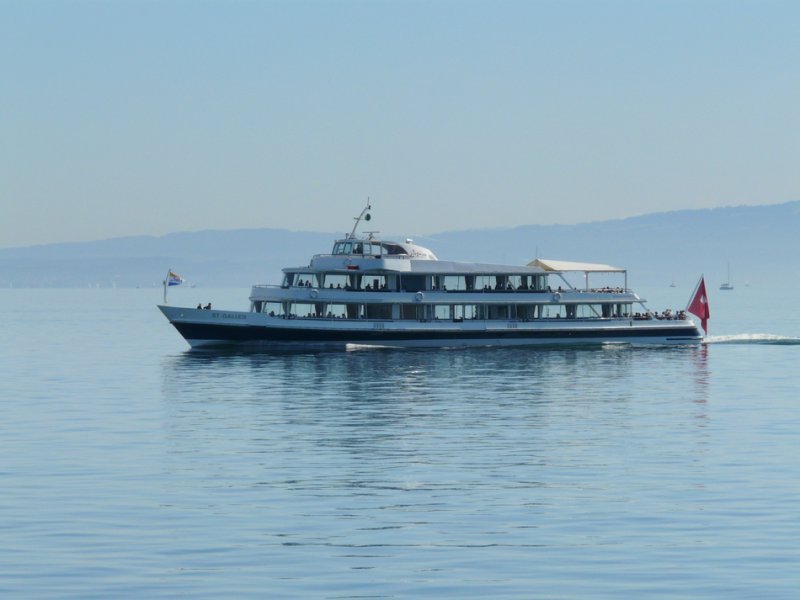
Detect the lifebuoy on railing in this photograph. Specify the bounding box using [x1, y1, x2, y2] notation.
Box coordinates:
[552, 292, 561, 302]
[415, 291, 424, 302]
[310, 288, 319, 299]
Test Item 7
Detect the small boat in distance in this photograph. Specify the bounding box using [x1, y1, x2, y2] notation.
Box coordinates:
[158, 203, 705, 349]
[720, 263, 734, 290]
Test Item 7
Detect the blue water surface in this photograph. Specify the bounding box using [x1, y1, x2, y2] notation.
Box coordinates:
[1, 287, 799, 598]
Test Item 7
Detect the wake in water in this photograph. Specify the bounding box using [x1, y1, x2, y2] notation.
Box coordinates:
[705, 333, 800, 345]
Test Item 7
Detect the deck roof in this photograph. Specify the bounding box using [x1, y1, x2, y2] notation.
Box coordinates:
[527, 258, 625, 273]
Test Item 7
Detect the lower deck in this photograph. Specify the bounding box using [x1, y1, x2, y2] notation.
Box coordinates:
[159, 305, 702, 349]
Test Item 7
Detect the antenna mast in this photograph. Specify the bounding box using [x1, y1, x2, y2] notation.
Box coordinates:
[348, 199, 372, 239]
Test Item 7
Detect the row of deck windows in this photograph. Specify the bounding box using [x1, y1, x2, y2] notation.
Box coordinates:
[284, 273, 548, 292]
[331, 241, 410, 256]
[253, 301, 633, 320]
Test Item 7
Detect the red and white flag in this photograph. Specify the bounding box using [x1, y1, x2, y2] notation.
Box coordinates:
[687, 276, 710, 334]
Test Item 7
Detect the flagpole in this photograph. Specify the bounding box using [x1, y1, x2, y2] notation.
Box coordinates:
[164, 268, 170, 305]
[685, 275, 702, 311]
[686, 274, 709, 336]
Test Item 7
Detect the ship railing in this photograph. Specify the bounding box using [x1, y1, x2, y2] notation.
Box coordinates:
[252, 285, 634, 295]
[253, 314, 650, 323]
[437, 288, 632, 294]
[311, 252, 413, 260]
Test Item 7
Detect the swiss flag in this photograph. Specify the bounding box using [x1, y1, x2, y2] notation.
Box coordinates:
[687, 276, 710, 334]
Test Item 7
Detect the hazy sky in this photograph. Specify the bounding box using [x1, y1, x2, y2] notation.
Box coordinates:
[2, 0, 799, 248]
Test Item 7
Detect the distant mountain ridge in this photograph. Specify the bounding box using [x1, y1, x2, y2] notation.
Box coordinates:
[1, 201, 798, 288]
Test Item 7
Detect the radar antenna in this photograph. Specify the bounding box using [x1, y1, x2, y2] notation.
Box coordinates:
[348, 200, 372, 239]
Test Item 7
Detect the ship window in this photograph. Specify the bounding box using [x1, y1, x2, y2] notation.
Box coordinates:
[290, 302, 321, 318]
[487, 305, 510, 320]
[323, 274, 348, 289]
[400, 304, 419, 320]
[294, 273, 317, 287]
[400, 275, 426, 292]
[443, 275, 465, 291]
[576, 304, 603, 318]
[324, 303, 348, 318]
[543, 305, 566, 319]
[353, 275, 387, 291]
[365, 304, 391, 319]
[342, 242, 353, 254]
[263, 302, 284, 316]
[382, 243, 407, 256]
[453, 305, 478, 320]
[434, 305, 450, 320]
[517, 304, 537, 320]
[475, 275, 494, 290]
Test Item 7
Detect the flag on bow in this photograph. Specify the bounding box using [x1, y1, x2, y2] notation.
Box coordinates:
[167, 270, 185, 286]
[163, 269, 186, 304]
[687, 276, 710, 334]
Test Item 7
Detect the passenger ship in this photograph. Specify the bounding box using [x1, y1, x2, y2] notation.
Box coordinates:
[159, 204, 703, 349]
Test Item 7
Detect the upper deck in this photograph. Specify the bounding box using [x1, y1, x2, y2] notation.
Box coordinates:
[267, 202, 631, 296]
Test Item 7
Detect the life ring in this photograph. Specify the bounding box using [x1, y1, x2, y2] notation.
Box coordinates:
[552, 292, 561, 302]
[310, 288, 319, 299]
[415, 291, 424, 302]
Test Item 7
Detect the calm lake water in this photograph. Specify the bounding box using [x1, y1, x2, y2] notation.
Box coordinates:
[2, 287, 799, 598]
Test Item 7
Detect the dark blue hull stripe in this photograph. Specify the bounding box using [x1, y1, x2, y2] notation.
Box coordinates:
[171, 322, 701, 344]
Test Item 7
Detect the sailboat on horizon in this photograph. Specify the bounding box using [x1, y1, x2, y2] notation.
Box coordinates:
[720, 263, 734, 291]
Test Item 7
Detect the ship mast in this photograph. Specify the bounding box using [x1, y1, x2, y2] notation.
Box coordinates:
[348, 200, 372, 239]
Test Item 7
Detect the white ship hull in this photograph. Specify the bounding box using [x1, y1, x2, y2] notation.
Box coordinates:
[159, 305, 702, 349]
[159, 204, 706, 350]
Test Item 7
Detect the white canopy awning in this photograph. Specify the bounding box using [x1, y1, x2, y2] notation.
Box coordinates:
[526, 258, 625, 273]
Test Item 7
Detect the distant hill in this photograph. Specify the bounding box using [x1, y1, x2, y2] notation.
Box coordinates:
[431, 201, 800, 288]
[0, 229, 335, 288]
[1, 201, 798, 288]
